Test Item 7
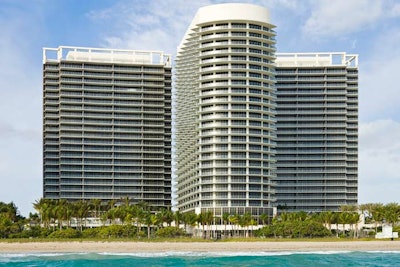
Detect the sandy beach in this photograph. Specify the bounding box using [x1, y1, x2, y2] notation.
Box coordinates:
[0, 240, 399, 253]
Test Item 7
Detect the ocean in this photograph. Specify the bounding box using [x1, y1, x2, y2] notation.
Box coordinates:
[1, 251, 399, 266]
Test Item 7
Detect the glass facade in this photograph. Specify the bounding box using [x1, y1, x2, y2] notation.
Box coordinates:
[275, 53, 358, 212]
[43, 47, 172, 209]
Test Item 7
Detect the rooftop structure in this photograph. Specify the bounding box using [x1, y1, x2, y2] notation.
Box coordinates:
[43, 46, 171, 66]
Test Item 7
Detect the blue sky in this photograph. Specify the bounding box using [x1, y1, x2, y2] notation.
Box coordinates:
[1, 0, 399, 216]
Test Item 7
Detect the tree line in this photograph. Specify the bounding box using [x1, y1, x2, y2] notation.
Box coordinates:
[0, 199, 399, 239]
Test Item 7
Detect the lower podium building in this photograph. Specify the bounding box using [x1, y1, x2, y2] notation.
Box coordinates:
[42, 46, 172, 209]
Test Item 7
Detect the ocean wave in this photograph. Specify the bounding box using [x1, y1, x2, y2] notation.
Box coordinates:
[2, 250, 398, 261]
[0, 252, 90, 263]
[365, 251, 400, 254]
[97, 250, 354, 257]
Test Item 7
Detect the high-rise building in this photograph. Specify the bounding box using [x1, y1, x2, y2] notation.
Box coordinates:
[175, 3, 277, 219]
[275, 53, 358, 212]
[42, 46, 172, 209]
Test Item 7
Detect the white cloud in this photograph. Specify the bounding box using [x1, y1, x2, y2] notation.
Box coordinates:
[0, 2, 44, 216]
[87, 0, 215, 54]
[87, 0, 314, 53]
[302, 0, 384, 37]
[359, 27, 400, 121]
[359, 119, 400, 204]
[388, 2, 400, 17]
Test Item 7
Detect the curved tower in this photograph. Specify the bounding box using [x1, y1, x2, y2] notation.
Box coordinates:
[175, 3, 277, 219]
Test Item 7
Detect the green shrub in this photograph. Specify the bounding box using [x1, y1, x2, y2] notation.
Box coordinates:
[368, 231, 376, 237]
[97, 225, 136, 238]
[38, 227, 54, 238]
[254, 221, 331, 238]
[8, 226, 54, 238]
[47, 228, 81, 238]
[81, 227, 100, 238]
[155, 226, 186, 238]
[254, 225, 274, 238]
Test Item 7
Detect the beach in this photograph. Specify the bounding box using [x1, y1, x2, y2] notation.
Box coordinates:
[0, 240, 399, 253]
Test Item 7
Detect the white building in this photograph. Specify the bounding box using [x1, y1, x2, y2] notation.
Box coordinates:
[376, 224, 399, 239]
[175, 3, 277, 220]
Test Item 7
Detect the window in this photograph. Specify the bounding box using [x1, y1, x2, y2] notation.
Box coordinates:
[249, 32, 261, 38]
[249, 73, 261, 79]
[232, 96, 246, 101]
[232, 23, 246, 28]
[232, 152, 246, 158]
[249, 40, 261, 46]
[250, 88, 261, 94]
[249, 64, 261, 70]
[232, 56, 246, 61]
[231, 112, 246, 118]
[249, 56, 261, 62]
[231, 104, 246, 109]
[231, 120, 246, 126]
[231, 88, 246, 94]
[249, 48, 262, 54]
[249, 113, 261, 118]
[232, 144, 246, 150]
[249, 144, 261, 150]
[249, 97, 261, 102]
[249, 24, 261, 30]
[232, 136, 246, 142]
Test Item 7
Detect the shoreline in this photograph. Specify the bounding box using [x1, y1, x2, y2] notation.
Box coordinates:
[0, 240, 400, 253]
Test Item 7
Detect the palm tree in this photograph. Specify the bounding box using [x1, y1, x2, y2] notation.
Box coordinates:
[259, 213, 269, 226]
[173, 210, 183, 227]
[340, 204, 358, 213]
[384, 202, 400, 225]
[197, 212, 207, 239]
[319, 211, 335, 232]
[143, 210, 154, 239]
[121, 196, 131, 208]
[249, 216, 257, 237]
[222, 212, 230, 235]
[338, 212, 352, 236]
[204, 211, 214, 239]
[241, 213, 252, 238]
[90, 199, 102, 219]
[74, 200, 90, 231]
[159, 208, 174, 227]
[108, 199, 116, 211]
[33, 198, 52, 229]
[280, 212, 290, 223]
[371, 203, 384, 233]
[53, 200, 68, 230]
[350, 213, 360, 238]
[197, 211, 213, 239]
[229, 214, 240, 237]
[182, 212, 197, 235]
[134, 206, 145, 238]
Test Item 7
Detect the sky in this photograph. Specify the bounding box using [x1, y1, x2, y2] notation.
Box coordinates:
[0, 0, 399, 216]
